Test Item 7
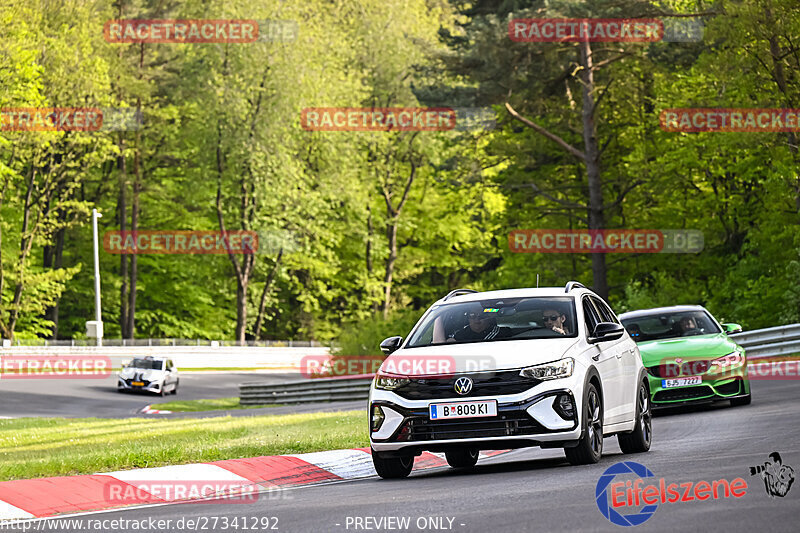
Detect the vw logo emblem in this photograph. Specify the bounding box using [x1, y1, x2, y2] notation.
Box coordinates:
[454, 377, 473, 395]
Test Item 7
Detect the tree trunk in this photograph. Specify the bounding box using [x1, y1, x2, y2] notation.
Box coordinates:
[127, 126, 141, 339]
[382, 218, 398, 319]
[117, 135, 129, 337]
[579, 40, 608, 299]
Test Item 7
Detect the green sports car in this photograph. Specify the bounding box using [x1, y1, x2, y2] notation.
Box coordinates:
[619, 305, 751, 408]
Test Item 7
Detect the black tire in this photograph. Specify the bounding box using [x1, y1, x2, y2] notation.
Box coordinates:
[565, 383, 603, 465]
[171, 380, 179, 395]
[445, 449, 479, 468]
[730, 394, 751, 407]
[618, 379, 652, 454]
[159, 386, 166, 397]
[371, 448, 414, 479]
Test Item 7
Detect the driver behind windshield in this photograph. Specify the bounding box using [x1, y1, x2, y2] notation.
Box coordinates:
[678, 315, 698, 334]
[542, 307, 570, 335]
[450, 304, 503, 342]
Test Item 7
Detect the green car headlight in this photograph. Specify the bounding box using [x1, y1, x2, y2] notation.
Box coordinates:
[709, 351, 745, 372]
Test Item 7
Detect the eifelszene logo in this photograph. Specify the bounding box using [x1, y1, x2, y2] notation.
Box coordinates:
[595, 461, 747, 526]
[749, 452, 795, 498]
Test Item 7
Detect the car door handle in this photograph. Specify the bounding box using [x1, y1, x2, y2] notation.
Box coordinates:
[592, 353, 600, 361]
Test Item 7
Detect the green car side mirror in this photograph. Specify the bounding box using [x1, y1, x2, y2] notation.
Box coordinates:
[722, 323, 743, 334]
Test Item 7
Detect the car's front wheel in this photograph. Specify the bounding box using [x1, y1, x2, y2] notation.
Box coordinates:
[565, 383, 603, 465]
[618, 379, 652, 454]
[445, 449, 479, 468]
[371, 448, 414, 479]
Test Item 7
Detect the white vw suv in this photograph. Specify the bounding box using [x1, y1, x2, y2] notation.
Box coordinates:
[369, 282, 651, 478]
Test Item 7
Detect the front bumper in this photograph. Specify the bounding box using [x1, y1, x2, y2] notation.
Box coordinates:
[117, 376, 164, 393]
[369, 374, 584, 453]
[646, 369, 750, 406]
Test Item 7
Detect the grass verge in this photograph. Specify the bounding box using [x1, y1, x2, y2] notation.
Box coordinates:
[0, 410, 367, 481]
[152, 397, 278, 412]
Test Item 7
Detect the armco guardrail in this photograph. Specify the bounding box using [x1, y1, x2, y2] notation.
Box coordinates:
[731, 324, 800, 360]
[239, 375, 372, 405]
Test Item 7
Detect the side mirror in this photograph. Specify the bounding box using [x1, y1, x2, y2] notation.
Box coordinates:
[379, 336, 403, 355]
[722, 323, 743, 334]
[589, 322, 625, 344]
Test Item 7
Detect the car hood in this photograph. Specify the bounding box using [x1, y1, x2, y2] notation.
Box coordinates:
[386, 338, 581, 375]
[118, 367, 166, 381]
[636, 333, 740, 367]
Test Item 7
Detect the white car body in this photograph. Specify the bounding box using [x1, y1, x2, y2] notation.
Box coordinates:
[117, 356, 179, 395]
[368, 283, 648, 474]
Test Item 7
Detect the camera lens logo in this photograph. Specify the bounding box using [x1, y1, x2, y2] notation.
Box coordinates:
[596, 461, 658, 526]
[454, 377, 473, 395]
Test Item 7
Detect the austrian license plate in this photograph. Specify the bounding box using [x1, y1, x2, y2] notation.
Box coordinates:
[429, 400, 497, 420]
[131, 381, 144, 386]
[662, 376, 702, 388]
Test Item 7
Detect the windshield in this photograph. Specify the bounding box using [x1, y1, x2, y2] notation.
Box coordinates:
[128, 358, 164, 370]
[406, 296, 578, 348]
[621, 310, 721, 342]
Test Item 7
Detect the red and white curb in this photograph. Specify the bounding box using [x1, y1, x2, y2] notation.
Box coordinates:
[0, 448, 510, 520]
[139, 405, 172, 415]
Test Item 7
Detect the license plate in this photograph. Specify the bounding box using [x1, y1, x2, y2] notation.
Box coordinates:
[429, 400, 497, 420]
[131, 381, 144, 386]
[662, 376, 702, 388]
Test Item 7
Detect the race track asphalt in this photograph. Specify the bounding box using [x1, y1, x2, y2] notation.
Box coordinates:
[0, 371, 311, 418]
[28, 378, 800, 532]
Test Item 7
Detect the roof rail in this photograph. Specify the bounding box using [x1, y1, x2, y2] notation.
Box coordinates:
[443, 288, 478, 301]
[564, 281, 586, 293]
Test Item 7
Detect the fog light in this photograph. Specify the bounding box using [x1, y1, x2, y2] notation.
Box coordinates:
[555, 394, 575, 420]
[371, 405, 385, 432]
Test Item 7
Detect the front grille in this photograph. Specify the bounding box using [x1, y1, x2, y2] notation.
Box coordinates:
[395, 412, 545, 441]
[392, 370, 539, 400]
[715, 380, 741, 395]
[647, 360, 711, 378]
[653, 386, 713, 402]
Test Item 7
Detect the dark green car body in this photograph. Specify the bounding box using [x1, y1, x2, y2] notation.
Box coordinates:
[619, 306, 751, 408]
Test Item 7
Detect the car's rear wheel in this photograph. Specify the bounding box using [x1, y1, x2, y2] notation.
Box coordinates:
[371, 448, 414, 479]
[445, 449, 479, 468]
[565, 383, 603, 465]
[730, 394, 751, 407]
[618, 379, 652, 454]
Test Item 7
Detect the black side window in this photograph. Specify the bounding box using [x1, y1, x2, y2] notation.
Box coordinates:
[592, 297, 620, 324]
[583, 298, 601, 334]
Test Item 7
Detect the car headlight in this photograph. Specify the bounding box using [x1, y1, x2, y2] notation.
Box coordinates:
[519, 358, 574, 380]
[374, 372, 410, 390]
[709, 351, 745, 371]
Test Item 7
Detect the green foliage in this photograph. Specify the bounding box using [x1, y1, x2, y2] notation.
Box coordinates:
[334, 309, 424, 356]
[1, 0, 799, 342]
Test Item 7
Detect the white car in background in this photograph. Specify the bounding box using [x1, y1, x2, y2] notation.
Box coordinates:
[117, 356, 179, 396]
[369, 282, 650, 478]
